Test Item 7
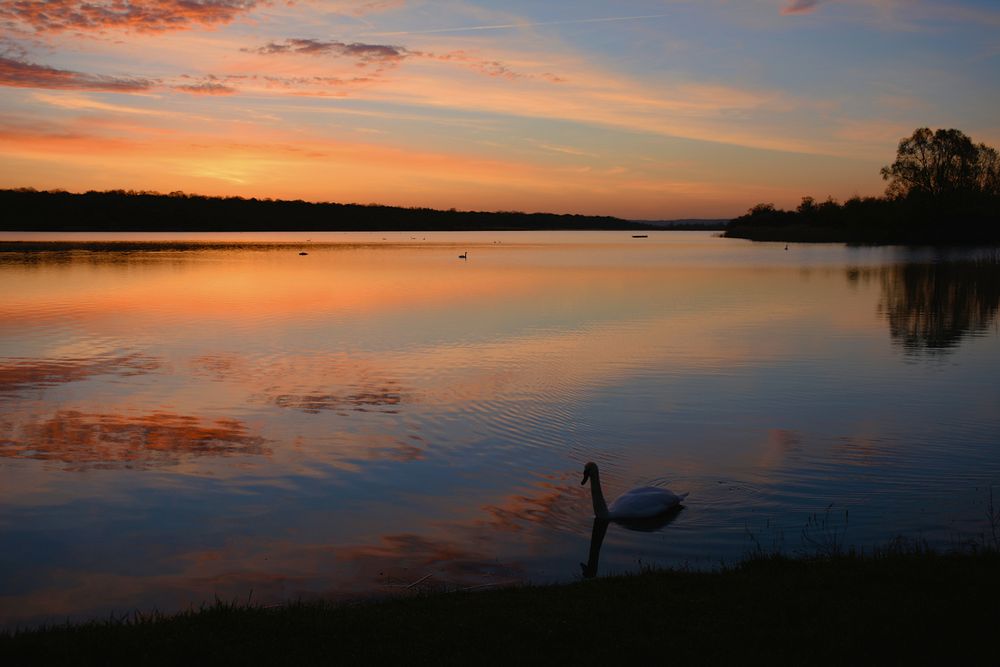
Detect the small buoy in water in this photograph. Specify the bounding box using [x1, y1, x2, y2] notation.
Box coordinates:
[299, 251, 308, 256]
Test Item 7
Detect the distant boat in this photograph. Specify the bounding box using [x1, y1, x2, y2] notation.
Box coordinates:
[632, 234, 648, 238]
[299, 251, 308, 256]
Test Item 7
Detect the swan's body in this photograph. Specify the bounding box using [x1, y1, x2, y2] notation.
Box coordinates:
[581, 461, 687, 520]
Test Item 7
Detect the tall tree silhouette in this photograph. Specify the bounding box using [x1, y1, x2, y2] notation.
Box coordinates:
[880, 128, 1000, 200]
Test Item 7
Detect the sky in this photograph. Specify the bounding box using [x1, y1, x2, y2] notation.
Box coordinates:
[0, 0, 998, 219]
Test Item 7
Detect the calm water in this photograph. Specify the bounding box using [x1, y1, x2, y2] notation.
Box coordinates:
[1, 231, 999, 628]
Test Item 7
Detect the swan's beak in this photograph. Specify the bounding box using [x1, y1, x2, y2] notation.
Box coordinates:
[581, 469, 590, 485]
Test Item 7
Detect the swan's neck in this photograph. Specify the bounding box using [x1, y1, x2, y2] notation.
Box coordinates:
[588, 469, 610, 519]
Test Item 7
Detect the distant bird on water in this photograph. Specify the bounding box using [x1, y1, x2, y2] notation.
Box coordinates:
[458, 251, 468, 259]
[299, 251, 308, 256]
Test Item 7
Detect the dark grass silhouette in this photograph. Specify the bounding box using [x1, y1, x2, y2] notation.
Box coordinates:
[3, 549, 998, 664]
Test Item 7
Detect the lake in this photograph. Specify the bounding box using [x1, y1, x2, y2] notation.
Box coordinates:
[1, 231, 999, 628]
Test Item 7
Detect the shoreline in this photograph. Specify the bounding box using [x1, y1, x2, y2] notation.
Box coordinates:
[4, 549, 998, 663]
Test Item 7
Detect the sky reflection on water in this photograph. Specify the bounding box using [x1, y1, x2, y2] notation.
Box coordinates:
[1, 232, 999, 628]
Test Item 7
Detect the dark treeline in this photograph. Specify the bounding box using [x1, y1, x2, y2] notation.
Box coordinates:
[0, 189, 656, 232]
[726, 128, 1000, 243]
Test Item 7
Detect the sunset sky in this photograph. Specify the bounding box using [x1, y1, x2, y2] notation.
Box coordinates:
[1, 0, 998, 219]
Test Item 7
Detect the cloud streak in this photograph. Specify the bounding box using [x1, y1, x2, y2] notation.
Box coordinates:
[0, 0, 262, 34]
[364, 13, 674, 36]
[247, 38, 561, 84]
[0, 55, 154, 92]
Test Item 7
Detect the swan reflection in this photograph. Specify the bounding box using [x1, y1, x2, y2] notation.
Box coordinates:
[580, 508, 683, 579]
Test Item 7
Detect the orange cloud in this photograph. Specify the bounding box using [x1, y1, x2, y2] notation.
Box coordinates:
[0, 0, 262, 34]
[0, 55, 153, 91]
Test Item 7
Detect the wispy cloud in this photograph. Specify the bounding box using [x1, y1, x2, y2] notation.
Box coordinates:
[315, 0, 407, 18]
[0, 0, 262, 34]
[245, 37, 558, 83]
[0, 55, 153, 92]
[363, 13, 674, 36]
[32, 92, 166, 114]
[781, 0, 825, 16]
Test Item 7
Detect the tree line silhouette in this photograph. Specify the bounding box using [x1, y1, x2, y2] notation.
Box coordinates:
[0, 189, 654, 232]
[726, 128, 1000, 243]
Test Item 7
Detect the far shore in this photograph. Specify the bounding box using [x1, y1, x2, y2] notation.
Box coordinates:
[0, 189, 727, 233]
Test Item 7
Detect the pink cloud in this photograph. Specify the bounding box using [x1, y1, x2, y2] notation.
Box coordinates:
[0, 55, 153, 91]
[781, 0, 824, 15]
[0, 0, 261, 34]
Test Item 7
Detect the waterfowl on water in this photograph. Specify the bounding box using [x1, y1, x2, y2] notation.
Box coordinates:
[581, 461, 687, 520]
[458, 251, 468, 259]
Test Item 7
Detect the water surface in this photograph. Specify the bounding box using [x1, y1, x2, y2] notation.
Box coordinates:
[1, 231, 999, 628]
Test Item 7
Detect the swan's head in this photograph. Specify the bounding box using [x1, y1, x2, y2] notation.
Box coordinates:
[581, 461, 598, 485]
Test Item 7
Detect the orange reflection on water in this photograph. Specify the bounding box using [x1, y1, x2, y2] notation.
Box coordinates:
[1, 410, 270, 469]
[0, 353, 161, 395]
[0, 246, 564, 330]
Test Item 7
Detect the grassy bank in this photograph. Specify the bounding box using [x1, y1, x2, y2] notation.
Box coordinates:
[3, 550, 999, 665]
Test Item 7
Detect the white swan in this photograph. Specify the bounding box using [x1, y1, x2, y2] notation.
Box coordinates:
[581, 461, 688, 520]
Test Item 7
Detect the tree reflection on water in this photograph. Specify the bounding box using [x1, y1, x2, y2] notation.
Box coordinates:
[876, 257, 1000, 352]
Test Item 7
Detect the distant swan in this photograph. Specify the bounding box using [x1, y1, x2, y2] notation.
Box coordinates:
[458, 251, 468, 259]
[581, 461, 687, 520]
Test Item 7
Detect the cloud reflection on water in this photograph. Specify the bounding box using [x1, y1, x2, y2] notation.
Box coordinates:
[0, 410, 270, 469]
[0, 353, 162, 397]
[270, 387, 402, 414]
